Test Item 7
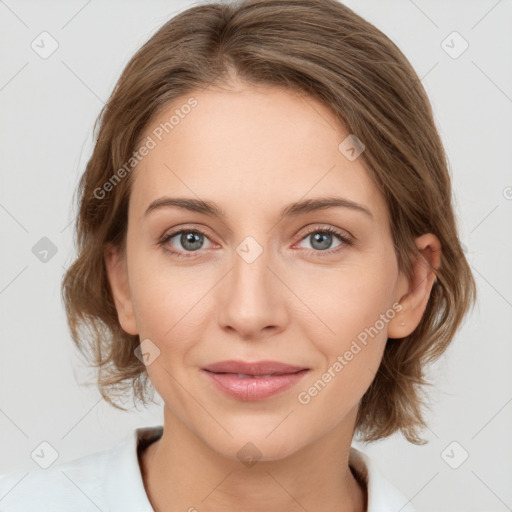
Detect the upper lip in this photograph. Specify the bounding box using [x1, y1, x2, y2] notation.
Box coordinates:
[202, 360, 309, 376]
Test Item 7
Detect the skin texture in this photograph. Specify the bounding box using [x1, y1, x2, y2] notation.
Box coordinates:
[105, 79, 441, 512]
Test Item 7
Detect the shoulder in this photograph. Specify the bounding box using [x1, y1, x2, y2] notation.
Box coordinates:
[0, 426, 161, 512]
[0, 444, 114, 511]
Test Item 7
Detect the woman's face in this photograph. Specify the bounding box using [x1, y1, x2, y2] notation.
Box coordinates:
[107, 80, 414, 460]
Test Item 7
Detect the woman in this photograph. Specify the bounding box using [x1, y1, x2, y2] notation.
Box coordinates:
[0, 0, 476, 510]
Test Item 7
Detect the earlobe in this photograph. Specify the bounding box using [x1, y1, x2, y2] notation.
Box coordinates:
[104, 244, 138, 336]
[388, 233, 441, 339]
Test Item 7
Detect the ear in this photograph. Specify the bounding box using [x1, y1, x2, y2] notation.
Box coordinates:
[104, 243, 138, 336]
[387, 233, 441, 339]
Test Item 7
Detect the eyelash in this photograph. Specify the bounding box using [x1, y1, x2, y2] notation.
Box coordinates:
[157, 226, 353, 259]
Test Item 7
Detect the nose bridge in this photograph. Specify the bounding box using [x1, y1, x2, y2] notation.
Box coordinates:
[217, 233, 286, 336]
[231, 234, 274, 306]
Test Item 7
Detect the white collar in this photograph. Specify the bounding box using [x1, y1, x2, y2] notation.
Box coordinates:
[349, 443, 417, 511]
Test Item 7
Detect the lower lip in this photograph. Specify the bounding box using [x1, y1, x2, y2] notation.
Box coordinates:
[202, 369, 309, 401]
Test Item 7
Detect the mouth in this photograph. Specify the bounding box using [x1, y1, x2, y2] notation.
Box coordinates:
[208, 372, 303, 378]
[201, 360, 310, 401]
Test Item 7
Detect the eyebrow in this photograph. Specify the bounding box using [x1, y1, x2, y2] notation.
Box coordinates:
[144, 196, 373, 221]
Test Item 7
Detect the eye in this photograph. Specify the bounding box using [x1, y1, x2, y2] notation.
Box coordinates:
[158, 225, 354, 259]
[295, 226, 353, 255]
[158, 228, 214, 258]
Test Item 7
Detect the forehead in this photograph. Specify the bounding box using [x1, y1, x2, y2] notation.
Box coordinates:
[130, 83, 388, 225]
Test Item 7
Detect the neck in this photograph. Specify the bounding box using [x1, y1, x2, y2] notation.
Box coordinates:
[139, 409, 367, 512]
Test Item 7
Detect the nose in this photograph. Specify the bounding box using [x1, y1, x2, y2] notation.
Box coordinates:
[216, 239, 289, 341]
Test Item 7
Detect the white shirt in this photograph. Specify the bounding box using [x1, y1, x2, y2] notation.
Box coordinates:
[0, 425, 416, 511]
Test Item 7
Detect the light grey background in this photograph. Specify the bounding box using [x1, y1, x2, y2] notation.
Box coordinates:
[1, 1, 511, 511]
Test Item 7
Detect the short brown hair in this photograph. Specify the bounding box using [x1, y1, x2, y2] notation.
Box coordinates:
[61, 0, 477, 445]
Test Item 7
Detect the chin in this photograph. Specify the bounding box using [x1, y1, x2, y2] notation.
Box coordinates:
[198, 422, 309, 464]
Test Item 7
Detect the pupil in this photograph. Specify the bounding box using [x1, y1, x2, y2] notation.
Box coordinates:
[312, 232, 331, 250]
[182, 232, 203, 251]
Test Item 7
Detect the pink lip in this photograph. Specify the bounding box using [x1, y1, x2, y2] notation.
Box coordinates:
[201, 360, 310, 401]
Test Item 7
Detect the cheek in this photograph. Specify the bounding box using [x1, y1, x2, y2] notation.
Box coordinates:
[294, 260, 395, 420]
[128, 260, 214, 406]
[128, 252, 215, 350]
[299, 254, 397, 339]
[293, 250, 398, 391]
